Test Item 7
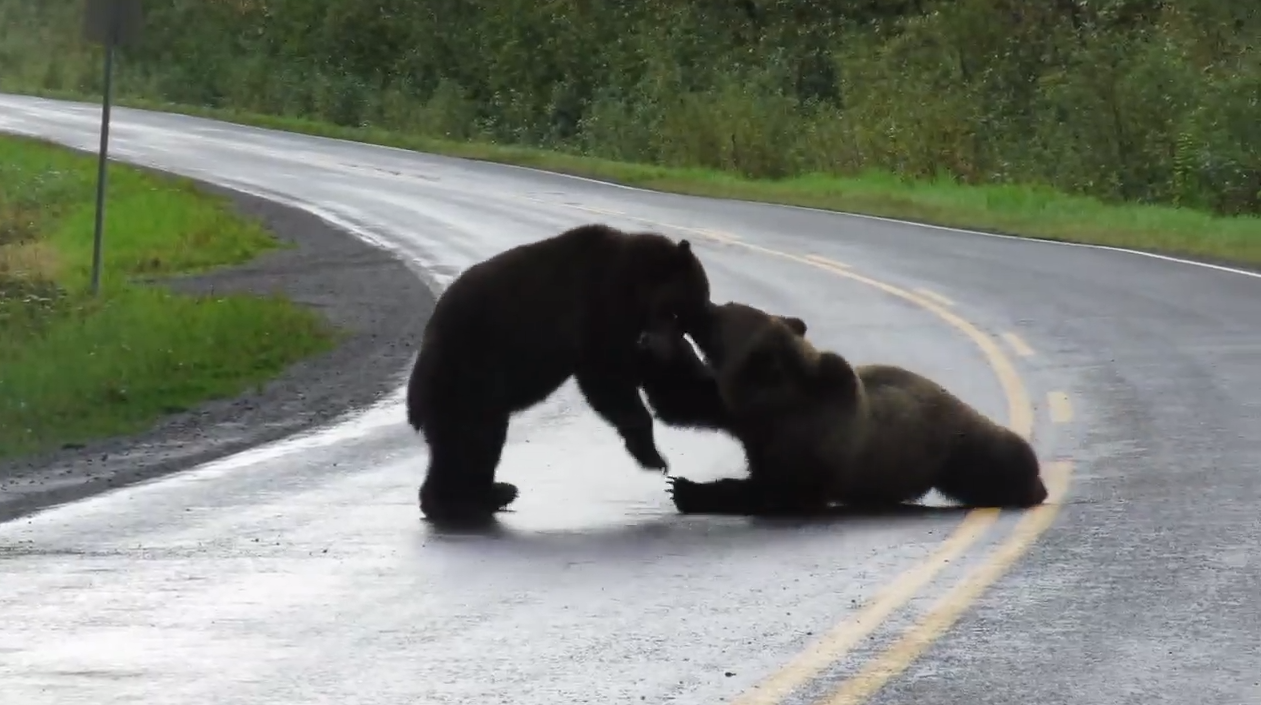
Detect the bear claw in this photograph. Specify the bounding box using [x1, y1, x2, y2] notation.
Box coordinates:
[667, 477, 705, 513]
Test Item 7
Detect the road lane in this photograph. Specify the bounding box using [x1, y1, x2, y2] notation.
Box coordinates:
[3, 93, 1257, 705]
[0, 95, 1018, 705]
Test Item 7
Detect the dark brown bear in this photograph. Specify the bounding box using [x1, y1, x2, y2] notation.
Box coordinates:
[638, 301, 1049, 515]
[406, 223, 713, 526]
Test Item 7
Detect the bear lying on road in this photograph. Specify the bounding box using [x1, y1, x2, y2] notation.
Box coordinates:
[406, 223, 713, 525]
[637, 301, 1049, 515]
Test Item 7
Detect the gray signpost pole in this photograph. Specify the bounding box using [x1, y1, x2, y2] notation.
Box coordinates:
[82, 0, 142, 297]
[88, 37, 116, 297]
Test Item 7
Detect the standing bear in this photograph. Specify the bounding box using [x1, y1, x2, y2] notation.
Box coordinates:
[406, 223, 713, 525]
[636, 301, 1049, 515]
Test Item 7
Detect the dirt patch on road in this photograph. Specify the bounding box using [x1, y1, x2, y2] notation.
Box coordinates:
[0, 178, 433, 522]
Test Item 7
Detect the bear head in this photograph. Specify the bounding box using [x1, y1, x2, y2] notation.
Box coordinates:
[681, 301, 848, 416]
[632, 238, 714, 338]
[637, 299, 806, 369]
[685, 301, 806, 371]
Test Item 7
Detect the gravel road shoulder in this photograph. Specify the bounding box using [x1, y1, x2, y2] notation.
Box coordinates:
[0, 177, 433, 523]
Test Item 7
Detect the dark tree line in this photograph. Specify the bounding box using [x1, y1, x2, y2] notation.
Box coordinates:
[1, 0, 1256, 213]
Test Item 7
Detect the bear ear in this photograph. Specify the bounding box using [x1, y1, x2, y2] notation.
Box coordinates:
[780, 316, 808, 337]
[676, 239, 692, 254]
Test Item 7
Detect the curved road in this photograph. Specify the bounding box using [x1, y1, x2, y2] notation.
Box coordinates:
[1, 94, 1259, 705]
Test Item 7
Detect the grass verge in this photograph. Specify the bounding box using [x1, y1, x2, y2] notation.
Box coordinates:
[7, 87, 1261, 268]
[0, 133, 337, 461]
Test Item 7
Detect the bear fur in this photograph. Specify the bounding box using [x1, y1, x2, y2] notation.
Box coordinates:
[635, 329, 734, 430]
[637, 301, 1049, 515]
[406, 222, 713, 525]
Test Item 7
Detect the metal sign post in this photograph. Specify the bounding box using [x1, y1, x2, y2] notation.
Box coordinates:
[82, 0, 142, 296]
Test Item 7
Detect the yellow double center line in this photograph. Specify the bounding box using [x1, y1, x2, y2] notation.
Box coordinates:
[522, 198, 1075, 704]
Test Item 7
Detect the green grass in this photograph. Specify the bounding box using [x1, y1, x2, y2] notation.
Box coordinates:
[0, 133, 337, 460]
[11, 87, 1261, 268]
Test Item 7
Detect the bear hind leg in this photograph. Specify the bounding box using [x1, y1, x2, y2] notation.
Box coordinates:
[831, 472, 934, 509]
[934, 429, 1049, 508]
[418, 412, 518, 526]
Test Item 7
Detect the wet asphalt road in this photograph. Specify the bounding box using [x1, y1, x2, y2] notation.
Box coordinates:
[1, 94, 1259, 705]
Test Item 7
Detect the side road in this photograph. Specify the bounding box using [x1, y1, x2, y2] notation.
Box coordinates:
[0, 178, 435, 522]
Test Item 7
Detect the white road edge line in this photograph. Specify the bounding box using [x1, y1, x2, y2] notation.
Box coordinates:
[490, 166, 1261, 282]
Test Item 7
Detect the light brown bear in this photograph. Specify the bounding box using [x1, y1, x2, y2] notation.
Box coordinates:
[636, 301, 1049, 515]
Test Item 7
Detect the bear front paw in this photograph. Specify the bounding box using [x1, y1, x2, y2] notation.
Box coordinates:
[491, 482, 519, 511]
[667, 476, 705, 513]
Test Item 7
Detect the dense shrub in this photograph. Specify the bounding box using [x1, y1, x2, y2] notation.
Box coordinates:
[2, 0, 1255, 214]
